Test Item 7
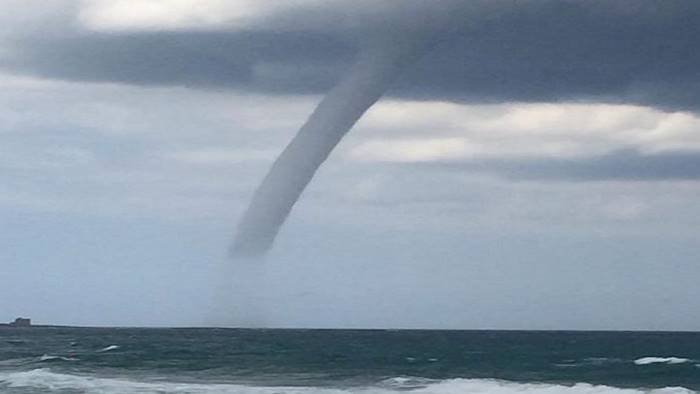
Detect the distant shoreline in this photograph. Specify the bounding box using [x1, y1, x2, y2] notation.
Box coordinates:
[1, 325, 699, 333]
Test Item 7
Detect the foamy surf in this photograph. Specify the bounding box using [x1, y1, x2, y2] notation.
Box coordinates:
[38, 354, 78, 362]
[0, 370, 696, 394]
[635, 357, 692, 366]
[96, 345, 120, 353]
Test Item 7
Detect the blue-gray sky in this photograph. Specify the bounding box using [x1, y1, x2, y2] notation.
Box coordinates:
[1, 0, 699, 329]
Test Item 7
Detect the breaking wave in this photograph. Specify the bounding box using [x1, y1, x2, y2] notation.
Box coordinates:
[38, 354, 78, 362]
[0, 369, 696, 394]
[96, 345, 120, 353]
[635, 357, 693, 365]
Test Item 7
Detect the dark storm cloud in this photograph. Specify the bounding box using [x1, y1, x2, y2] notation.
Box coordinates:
[4, 1, 700, 111]
[430, 150, 700, 182]
[3, 31, 354, 92]
[399, 1, 700, 111]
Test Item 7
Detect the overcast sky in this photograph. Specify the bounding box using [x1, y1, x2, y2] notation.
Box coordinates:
[1, 0, 699, 330]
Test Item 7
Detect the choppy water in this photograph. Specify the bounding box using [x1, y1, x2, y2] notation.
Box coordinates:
[1, 327, 699, 393]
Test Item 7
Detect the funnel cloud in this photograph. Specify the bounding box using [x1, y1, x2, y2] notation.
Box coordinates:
[232, 41, 434, 256]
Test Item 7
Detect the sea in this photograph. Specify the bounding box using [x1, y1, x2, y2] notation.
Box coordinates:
[1, 328, 699, 393]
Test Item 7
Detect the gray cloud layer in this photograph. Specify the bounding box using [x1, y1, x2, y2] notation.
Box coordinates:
[3, 1, 700, 111]
[429, 150, 700, 182]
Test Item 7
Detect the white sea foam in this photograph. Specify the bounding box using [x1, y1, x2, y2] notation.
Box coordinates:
[96, 345, 120, 353]
[38, 354, 78, 362]
[0, 369, 696, 394]
[0, 369, 342, 394]
[634, 357, 692, 365]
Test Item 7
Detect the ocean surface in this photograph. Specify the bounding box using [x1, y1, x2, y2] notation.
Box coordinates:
[1, 328, 699, 393]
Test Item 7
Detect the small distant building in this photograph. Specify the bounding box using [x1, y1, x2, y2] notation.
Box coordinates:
[9, 317, 31, 327]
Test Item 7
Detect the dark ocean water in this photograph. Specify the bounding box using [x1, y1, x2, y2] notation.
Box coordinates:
[1, 327, 699, 393]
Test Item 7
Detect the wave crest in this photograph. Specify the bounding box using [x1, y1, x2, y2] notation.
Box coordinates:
[0, 370, 696, 394]
[96, 345, 120, 353]
[634, 357, 692, 365]
[38, 354, 79, 362]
